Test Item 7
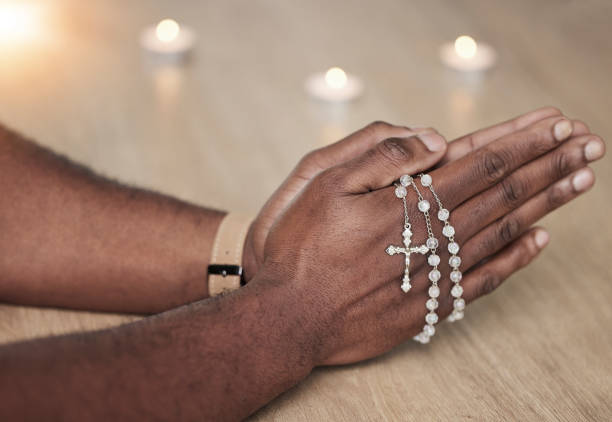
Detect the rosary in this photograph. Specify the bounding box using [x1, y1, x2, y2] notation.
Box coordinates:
[386, 173, 465, 344]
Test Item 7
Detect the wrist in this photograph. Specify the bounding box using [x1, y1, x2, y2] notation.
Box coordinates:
[245, 266, 326, 371]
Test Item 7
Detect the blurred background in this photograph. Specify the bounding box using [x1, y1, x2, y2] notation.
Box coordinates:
[1, 1, 611, 420]
[1, 0, 609, 215]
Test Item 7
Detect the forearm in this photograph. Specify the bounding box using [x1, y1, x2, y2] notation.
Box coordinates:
[0, 276, 315, 421]
[0, 124, 224, 313]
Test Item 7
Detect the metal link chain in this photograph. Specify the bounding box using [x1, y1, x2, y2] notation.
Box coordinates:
[419, 173, 456, 244]
[408, 180, 435, 242]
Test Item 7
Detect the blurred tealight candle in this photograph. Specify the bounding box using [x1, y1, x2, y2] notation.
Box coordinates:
[140, 18, 195, 60]
[305, 67, 363, 102]
[0, 3, 43, 44]
[439, 35, 496, 72]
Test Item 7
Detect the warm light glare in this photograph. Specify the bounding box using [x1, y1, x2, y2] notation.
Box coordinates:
[0, 3, 41, 42]
[156, 19, 180, 43]
[325, 67, 347, 89]
[454, 35, 477, 59]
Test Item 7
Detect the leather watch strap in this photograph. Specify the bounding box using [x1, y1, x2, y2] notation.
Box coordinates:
[208, 213, 253, 297]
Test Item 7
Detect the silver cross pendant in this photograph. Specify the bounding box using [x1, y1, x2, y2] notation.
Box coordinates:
[386, 227, 429, 293]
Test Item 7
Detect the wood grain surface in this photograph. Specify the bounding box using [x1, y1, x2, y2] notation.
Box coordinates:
[0, 1, 610, 420]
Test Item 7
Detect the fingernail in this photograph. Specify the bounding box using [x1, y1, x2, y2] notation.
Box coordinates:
[534, 230, 550, 249]
[553, 119, 573, 141]
[571, 168, 594, 192]
[584, 139, 604, 161]
[418, 132, 446, 152]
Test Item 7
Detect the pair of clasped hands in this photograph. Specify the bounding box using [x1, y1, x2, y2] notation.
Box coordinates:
[241, 107, 605, 365]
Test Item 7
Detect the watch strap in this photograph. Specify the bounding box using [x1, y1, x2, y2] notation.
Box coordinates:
[208, 213, 253, 297]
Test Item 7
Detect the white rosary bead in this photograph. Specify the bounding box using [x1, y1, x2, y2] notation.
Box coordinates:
[426, 237, 439, 249]
[451, 310, 464, 321]
[399, 174, 412, 187]
[426, 298, 439, 311]
[425, 312, 439, 325]
[418, 200, 430, 212]
[454, 298, 466, 310]
[450, 270, 463, 283]
[428, 269, 441, 282]
[451, 284, 464, 298]
[449, 255, 461, 268]
[442, 225, 455, 237]
[415, 332, 430, 344]
[423, 324, 436, 337]
[448, 242, 460, 255]
[428, 254, 440, 266]
[428, 285, 440, 298]
[420, 174, 432, 187]
[438, 208, 449, 221]
[395, 185, 407, 198]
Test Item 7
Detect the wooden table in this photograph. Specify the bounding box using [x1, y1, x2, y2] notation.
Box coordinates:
[1, 1, 610, 419]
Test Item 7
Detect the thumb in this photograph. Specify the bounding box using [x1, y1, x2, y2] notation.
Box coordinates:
[307, 121, 431, 172]
[331, 131, 447, 193]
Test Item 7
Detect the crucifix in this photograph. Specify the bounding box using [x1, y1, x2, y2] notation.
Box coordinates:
[386, 226, 429, 293]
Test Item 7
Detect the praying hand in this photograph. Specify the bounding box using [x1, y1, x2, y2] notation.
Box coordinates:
[0, 107, 605, 420]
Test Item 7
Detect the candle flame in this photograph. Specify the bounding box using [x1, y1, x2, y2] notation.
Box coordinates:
[454, 35, 477, 59]
[325, 67, 347, 89]
[156, 19, 180, 43]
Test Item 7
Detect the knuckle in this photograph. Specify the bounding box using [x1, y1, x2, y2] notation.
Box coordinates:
[526, 130, 547, 152]
[479, 228, 501, 258]
[551, 150, 574, 179]
[499, 177, 527, 208]
[543, 106, 562, 116]
[465, 134, 477, 151]
[510, 116, 524, 132]
[298, 149, 321, 168]
[573, 119, 590, 133]
[376, 138, 413, 167]
[520, 129, 550, 155]
[498, 217, 522, 244]
[478, 148, 510, 184]
[366, 120, 393, 136]
[418, 126, 438, 134]
[296, 149, 329, 179]
[547, 182, 568, 209]
[479, 271, 500, 296]
[516, 238, 538, 267]
[481, 238, 497, 259]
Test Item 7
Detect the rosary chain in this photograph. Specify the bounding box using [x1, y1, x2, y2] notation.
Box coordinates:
[408, 181, 436, 246]
[418, 173, 465, 324]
